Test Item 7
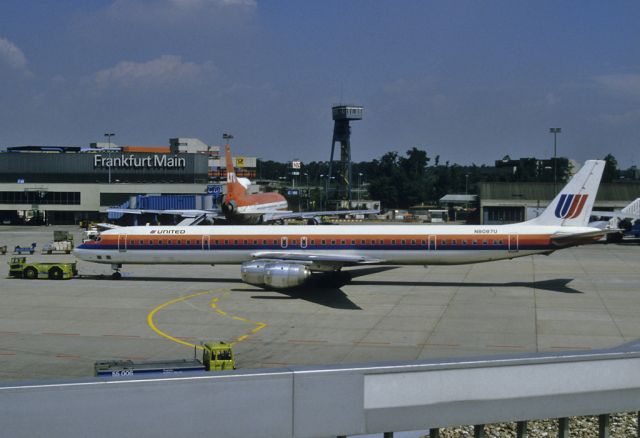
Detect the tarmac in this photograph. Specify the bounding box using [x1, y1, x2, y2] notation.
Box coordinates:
[0, 225, 639, 382]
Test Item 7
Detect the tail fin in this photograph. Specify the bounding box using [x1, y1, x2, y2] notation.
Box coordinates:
[526, 160, 605, 227]
[225, 144, 246, 201]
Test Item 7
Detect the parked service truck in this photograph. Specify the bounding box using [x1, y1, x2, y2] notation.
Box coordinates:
[94, 342, 235, 377]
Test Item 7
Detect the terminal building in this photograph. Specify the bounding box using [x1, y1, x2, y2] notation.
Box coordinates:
[0, 138, 257, 225]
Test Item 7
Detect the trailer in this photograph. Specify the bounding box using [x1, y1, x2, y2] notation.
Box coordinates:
[13, 243, 36, 255]
[8, 257, 77, 280]
[95, 342, 235, 377]
[41, 240, 74, 254]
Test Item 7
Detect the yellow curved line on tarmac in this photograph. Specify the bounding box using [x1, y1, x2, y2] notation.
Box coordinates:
[147, 289, 268, 350]
[147, 291, 212, 350]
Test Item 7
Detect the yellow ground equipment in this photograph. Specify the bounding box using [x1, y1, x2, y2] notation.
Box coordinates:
[94, 342, 235, 377]
[8, 257, 78, 280]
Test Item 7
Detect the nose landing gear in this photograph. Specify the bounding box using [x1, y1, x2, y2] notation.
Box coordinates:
[111, 264, 122, 280]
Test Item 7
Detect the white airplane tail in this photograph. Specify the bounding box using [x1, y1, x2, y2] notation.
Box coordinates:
[526, 160, 605, 227]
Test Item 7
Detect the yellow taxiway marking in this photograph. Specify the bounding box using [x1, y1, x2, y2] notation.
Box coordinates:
[147, 289, 268, 350]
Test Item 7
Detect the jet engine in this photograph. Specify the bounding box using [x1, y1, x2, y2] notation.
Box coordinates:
[221, 200, 237, 215]
[241, 261, 311, 289]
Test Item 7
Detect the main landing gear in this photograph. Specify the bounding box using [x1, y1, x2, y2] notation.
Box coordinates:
[111, 264, 122, 280]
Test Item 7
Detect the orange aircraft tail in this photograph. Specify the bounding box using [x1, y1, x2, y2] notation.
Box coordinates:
[225, 144, 246, 201]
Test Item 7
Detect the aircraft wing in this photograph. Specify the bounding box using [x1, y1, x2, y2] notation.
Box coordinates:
[250, 251, 385, 271]
[107, 208, 223, 218]
[262, 209, 380, 223]
[591, 210, 640, 220]
[550, 230, 606, 248]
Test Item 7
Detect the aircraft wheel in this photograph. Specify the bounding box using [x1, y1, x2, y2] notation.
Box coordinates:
[24, 267, 38, 280]
[49, 267, 63, 280]
[111, 272, 122, 280]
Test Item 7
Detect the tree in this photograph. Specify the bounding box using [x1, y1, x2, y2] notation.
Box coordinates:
[602, 154, 619, 183]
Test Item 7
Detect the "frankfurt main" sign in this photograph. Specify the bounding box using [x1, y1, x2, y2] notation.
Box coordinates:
[93, 154, 186, 169]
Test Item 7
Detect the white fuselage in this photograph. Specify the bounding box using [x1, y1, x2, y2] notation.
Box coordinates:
[74, 223, 600, 267]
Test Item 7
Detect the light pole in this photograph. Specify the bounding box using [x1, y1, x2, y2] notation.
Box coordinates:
[304, 172, 309, 210]
[104, 133, 115, 184]
[465, 174, 469, 195]
[549, 127, 561, 193]
[357, 172, 363, 207]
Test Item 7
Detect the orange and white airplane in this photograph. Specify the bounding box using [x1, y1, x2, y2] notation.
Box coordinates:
[108, 143, 377, 225]
[77, 160, 606, 289]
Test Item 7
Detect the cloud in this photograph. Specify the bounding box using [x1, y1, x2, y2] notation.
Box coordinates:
[599, 109, 640, 125]
[93, 55, 216, 89]
[108, 0, 256, 22]
[594, 73, 640, 97]
[0, 37, 31, 75]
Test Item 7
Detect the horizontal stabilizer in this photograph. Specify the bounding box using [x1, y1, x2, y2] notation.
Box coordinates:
[550, 230, 605, 248]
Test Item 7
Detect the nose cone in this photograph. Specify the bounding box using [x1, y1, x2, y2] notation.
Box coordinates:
[73, 244, 90, 261]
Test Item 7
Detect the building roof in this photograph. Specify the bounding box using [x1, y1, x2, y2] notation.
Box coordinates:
[440, 194, 477, 203]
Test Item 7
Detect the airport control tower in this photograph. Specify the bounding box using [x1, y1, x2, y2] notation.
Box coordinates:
[326, 104, 363, 208]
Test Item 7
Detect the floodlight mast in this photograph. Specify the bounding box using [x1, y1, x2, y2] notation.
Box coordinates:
[549, 127, 561, 192]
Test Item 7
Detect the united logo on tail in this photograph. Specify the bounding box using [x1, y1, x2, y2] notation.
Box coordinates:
[555, 194, 588, 219]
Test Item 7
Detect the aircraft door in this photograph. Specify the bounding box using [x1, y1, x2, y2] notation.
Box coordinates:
[203, 235, 210, 251]
[508, 234, 519, 252]
[118, 235, 127, 252]
[281, 236, 288, 248]
[428, 235, 436, 251]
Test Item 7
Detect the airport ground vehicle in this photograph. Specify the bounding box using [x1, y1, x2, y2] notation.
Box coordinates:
[13, 243, 36, 254]
[41, 240, 73, 254]
[94, 342, 235, 377]
[42, 231, 74, 254]
[8, 257, 78, 280]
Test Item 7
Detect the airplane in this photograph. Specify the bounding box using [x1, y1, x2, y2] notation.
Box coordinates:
[75, 160, 606, 289]
[589, 198, 640, 242]
[108, 143, 378, 225]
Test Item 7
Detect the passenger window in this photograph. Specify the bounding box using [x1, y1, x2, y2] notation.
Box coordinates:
[321, 240, 326, 245]
[130, 240, 134, 245]
[341, 240, 346, 245]
[401, 240, 406, 245]
[139, 240, 144, 244]
[441, 240, 446, 245]
[462, 240, 467, 245]
[187, 240, 191, 245]
[253, 240, 257, 245]
[351, 240, 355, 245]
[421, 239, 426, 245]
[361, 239, 366, 244]
[472, 240, 478, 245]
[243, 240, 248, 245]
[310, 240, 315, 245]
[168, 240, 172, 244]
[391, 240, 396, 245]
[331, 240, 336, 245]
[234, 240, 238, 245]
[411, 240, 416, 245]
[452, 239, 457, 245]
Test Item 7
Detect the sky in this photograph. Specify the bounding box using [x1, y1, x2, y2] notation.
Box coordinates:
[1, 1, 639, 167]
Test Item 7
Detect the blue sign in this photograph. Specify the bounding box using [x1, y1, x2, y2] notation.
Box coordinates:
[207, 184, 222, 195]
[287, 190, 299, 196]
